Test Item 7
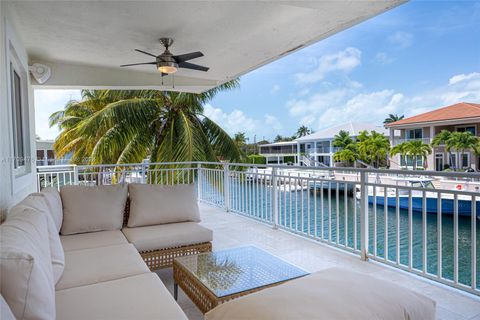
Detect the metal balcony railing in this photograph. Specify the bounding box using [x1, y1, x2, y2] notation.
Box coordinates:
[37, 161, 480, 296]
[392, 137, 431, 146]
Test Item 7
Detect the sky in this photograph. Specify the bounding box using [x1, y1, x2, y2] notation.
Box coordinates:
[35, 1, 480, 142]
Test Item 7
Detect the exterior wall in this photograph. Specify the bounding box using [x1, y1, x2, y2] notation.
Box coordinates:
[389, 121, 480, 171]
[0, 6, 37, 219]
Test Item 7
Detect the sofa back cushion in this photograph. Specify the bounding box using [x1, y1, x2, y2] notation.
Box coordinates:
[33, 187, 63, 232]
[18, 194, 65, 284]
[60, 184, 128, 235]
[0, 207, 56, 320]
[127, 183, 200, 227]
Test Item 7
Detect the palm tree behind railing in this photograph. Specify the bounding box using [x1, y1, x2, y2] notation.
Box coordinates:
[50, 83, 242, 183]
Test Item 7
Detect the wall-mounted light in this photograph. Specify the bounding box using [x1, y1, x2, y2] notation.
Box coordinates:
[28, 63, 51, 84]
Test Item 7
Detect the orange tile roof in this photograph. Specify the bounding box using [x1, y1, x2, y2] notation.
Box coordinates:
[386, 102, 480, 127]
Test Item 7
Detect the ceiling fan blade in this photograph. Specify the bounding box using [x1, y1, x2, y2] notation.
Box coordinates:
[120, 62, 157, 67]
[134, 49, 158, 58]
[178, 61, 209, 72]
[174, 51, 204, 63]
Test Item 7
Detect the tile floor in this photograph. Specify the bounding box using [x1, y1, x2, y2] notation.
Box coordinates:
[156, 203, 480, 320]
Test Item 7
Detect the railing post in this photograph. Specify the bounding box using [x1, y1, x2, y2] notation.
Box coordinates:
[223, 163, 230, 212]
[360, 170, 369, 261]
[73, 165, 79, 185]
[272, 166, 279, 229]
[140, 159, 147, 184]
[197, 163, 202, 201]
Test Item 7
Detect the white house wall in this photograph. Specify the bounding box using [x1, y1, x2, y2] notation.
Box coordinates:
[0, 4, 37, 219]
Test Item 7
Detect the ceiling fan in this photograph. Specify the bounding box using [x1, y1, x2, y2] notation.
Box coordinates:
[120, 38, 209, 76]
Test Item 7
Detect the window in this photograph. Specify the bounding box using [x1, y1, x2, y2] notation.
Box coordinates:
[400, 155, 423, 168]
[8, 39, 30, 177]
[449, 154, 457, 168]
[406, 128, 423, 140]
[461, 153, 470, 168]
[11, 64, 25, 169]
[456, 126, 476, 135]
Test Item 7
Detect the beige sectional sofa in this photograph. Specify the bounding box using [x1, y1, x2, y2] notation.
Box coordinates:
[0, 183, 212, 320]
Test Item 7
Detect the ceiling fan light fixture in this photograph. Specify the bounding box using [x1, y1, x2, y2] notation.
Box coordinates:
[157, 61, 178, 74]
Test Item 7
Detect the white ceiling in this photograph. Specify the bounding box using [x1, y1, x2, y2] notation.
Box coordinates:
[7, 1, 405, 92]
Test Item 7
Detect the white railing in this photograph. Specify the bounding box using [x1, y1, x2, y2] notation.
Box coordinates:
[392, 137, 431, 146]
[37, 162, 480, 296]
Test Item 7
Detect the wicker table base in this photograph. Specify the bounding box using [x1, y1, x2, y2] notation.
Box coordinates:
[173, 258, 296, 314]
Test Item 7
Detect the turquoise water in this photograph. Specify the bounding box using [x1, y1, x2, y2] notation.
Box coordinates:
[202, 179, 480, 289]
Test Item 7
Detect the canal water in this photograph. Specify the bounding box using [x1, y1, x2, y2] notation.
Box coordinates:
[203, 179, 480, 289]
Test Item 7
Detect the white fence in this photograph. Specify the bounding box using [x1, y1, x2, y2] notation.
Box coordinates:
[37, 162, 480, 296]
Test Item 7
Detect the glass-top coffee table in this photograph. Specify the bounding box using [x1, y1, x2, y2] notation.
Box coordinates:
[172, 246, 309, 313]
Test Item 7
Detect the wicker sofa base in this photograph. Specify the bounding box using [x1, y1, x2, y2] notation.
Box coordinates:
[140, 242, 212, 270]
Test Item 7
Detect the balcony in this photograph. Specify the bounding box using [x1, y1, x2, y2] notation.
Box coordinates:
[37, 161, 480, 319]
[161, 203, 480, 320]
[306, 146, 341, 154]
[392, 137, 432, 146]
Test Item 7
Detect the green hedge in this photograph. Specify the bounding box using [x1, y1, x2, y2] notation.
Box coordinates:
[246, 155, 266, 164]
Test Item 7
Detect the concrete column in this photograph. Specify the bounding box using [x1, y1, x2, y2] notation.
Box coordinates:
[296, 142, 301, 165]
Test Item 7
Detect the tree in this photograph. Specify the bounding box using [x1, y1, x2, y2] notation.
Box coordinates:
[447, 131, 478, 169]
[383, 114, 404, 125]
[51, 83, 241, 168]
[333, 148, 358, 165]
[332, 130, 354, 149]
[233, 132, 247, 147]
[357, 130, 390, 168]
[432, 130, 454, 169]
[273, 135, 294, 142]
[391, 140, 431, 170]
[296, 125, 311, 138]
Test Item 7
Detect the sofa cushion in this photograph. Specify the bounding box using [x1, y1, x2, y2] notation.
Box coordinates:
[56, 243, 149, 290]
[127, 183, 200, 227]
[33, 187, 63, 232]
[0, 295, 15, 320]
[56, 273, 187, 320]
[60, 230, 128, 251]
[0, 207, 56, 320]
[122, 222, 213, 252]
[205, 268, 436, 320]
[60, 184, 128, 235]
[17, 194, 65, 284]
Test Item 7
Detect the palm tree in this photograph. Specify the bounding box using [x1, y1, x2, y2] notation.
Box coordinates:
[447, 131, 478, 169]
[332, 130, 354, 149]
[233, 132, 247, 147]
[51, 83, 241, 168]
[383, 114, 404, 125]
[357, 130, 390, 168]
[391, 140, 431, 170]
[390, 142, 409, 169]
[333, 148, 358, 166]
[296, 125, 311, 138]
[431, 130, 455, 170]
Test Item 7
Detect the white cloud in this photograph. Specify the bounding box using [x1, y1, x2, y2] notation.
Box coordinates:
[264, 114, 283, 131]
[313, 90, 405, 129]
[295, 47, 361, 84]
[34, 89, 81, 140]
[448, 72, 480, 85]
[203, 104, 258, 136]
[287, 89, 349, 118]
[270, 84, 280, 94]
[287, 71, 480, 131]
[388, 31, 413, 48]
[374, 52, 394, 65]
